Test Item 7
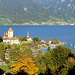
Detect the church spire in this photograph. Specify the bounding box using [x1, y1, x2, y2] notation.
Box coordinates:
[6, 32, 8, 35]
[27, 31, 29, 37]
[3, 33, 5, 38]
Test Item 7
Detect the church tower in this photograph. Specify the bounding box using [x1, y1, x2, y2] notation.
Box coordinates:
[8, 27, 13, 38]
[27, 31, 29, 37]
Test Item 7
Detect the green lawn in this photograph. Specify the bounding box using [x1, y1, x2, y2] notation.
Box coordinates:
[0, 65, 9, 71]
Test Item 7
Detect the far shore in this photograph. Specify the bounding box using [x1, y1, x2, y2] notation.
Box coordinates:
[0, 24, 75, 26]
[0, 22, 75, 26]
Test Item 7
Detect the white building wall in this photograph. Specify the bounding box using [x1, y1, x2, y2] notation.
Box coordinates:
[8, 31, 13, 38]
[3, 39, 19, 45]
[3, 40, 7, 43]
[27, 38, 32, 41]
[11, 40, 19, 44]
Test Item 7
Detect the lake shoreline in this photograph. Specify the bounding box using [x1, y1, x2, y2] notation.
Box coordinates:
[0, 24, 75, 26]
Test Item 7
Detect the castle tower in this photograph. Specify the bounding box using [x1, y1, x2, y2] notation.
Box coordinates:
[6, 32, 8, 35]
[8, 27, 13, 38]
[3, 33, 5, 38]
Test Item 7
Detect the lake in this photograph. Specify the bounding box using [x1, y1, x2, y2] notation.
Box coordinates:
[0, 25, 75, 52]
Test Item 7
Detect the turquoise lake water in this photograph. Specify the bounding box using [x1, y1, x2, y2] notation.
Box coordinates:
[0, 25, 75, 52]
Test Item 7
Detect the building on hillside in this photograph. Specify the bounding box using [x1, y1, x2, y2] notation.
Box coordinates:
[27, 32, 32, 41]
[41, 40, 46, 43]
[46, 40, 51, 44]
[5, 49, 10, 60]
[3, 27, 19, 45]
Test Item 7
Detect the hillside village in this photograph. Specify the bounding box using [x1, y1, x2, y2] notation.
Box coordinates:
[1, 27, 66, 60]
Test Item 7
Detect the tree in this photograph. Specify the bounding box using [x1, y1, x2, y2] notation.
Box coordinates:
[21, 36, 27, 41]
[56, 57, 75, 75]
[33, 37, 40, 43]
[0, 36, 3, 42]
[18, 36, 22, 41]
[44, 48, 54, 72]
[5, 44, 11, 49]
[51, 38, 59, 44]
[51, 45, 72, 66]
[11, 54, 38, 75]
[0, 43, 5, 60]
[22, 46, 33, 55]
[47, 47, 51, 52]
[36, 50, 46, 74]
[9, 45, 33, 61]
[37, 50, 42, 58]
[9, 45, 21, 60]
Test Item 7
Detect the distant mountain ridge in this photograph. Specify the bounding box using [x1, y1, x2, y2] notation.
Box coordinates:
[0, 0, 49, 24]
[0, 0, 75, 25]
[33, 0, 75, 22]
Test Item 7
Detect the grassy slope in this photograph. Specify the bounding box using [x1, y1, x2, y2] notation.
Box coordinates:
[0, 65, 9, 71]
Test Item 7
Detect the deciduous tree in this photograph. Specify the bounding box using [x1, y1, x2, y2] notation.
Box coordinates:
[21, 36, 27, 41]
[0, 36, 3, 42]
[33, 37, 40, 43]
[0, 43, 5, 60]
[11, 55, 38, 75]
[51, 45, 72, 66]
[18, 36, 22, 41]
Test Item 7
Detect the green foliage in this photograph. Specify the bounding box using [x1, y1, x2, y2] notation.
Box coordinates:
[9, 45, 21, 60]
[0, 65, 9, 71]
[21, 36, 27, 41]
[18, 36, 22, 41]
[34, 46, 41, 49]
[67, 17, 75, 23]
[0, 42, 74, 75]
[35, 50, 47, 74]
[37, 50, 42, 58]
[44, 49, 54, 68]
[0, 0, 49, 24]
[33, 37, 41, 43]
[5, 44, 11, 49]
[0, 36, 3, 42]
[5, 59, 10, 64]
[9, 45, 32, 61]
[47, 47, 51, 52]
[55, 57, 75, 75]
[0, 43, 5, 61]
[22, 42, 31, 45]
[51, 38, 59, 44]
[51, 45, 72, 66]
[23, 46, 33, 55]
[0, 13, 13, 25]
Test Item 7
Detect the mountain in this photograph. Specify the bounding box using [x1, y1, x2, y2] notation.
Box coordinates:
[33, 0, 75, 22]
[0, 0, 49, 24]
[0, 0, 75, 25]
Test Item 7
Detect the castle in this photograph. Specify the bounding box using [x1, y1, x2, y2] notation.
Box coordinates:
[3, 27, 19, 45]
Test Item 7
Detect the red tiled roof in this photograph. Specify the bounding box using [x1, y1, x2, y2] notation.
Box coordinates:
[4, 33, 5, 36]
[6, 32, 8, 35]
[8, 27, 13, 31]
[11, 46, 15, 49]
[3, 37, 18, 40]
[11, 37, 18, 40]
